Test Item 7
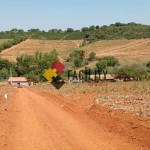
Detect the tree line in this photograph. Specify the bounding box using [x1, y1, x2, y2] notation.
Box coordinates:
[0, 50, 150, 82]
[0, 36, 28, 52]
[65, 50, 150, 81]
[0, 22, 150, 42]
[0, 50, 58, 82]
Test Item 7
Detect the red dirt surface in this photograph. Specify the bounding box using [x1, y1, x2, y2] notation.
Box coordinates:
[0, 86, 149, 150]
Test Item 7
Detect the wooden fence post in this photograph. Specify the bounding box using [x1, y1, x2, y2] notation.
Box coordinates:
[4, 93, 8, 111]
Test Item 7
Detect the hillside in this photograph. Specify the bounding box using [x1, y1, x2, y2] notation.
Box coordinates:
[1, 22, 150, 42]
[0, 39, 10, 45]
[0, 39, 83, 62]
[80, 39, 150, 65]
[0, 39, 150, 66]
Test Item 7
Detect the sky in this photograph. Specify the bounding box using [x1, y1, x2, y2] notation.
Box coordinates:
[0, 0, 150, 31]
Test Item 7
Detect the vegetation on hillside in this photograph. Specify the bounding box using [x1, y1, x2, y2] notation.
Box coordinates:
[30, 32, 68, 40]
[1, 22, 150, 42]
[64, 50, 150, 81]
[0, 51, 150, 82]
[0, 28, 31, 39]
[0, 22, 150, 82]
[0, 50, 58, 82]
[83, 22, 150, 42]
[0, 58, 16, 80]
[0, 36, 28, 52]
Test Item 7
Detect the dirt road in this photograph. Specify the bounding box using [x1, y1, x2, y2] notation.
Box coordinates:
[2, 87, 143, 150]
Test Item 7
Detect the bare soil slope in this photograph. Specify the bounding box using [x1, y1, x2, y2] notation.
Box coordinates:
[0, 86, 146, 150]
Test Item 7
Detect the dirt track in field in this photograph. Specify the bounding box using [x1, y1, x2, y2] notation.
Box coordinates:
[0, 86, 149, 150]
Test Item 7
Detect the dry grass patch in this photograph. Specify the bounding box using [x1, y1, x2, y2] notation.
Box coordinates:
[0, 39, 83, 62]
[81, 39, 150, 65]
[1, 38, 150, 65]
[0, 39, 11, 45]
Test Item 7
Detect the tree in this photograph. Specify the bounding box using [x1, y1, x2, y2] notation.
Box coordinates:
[75, 30, 80, 32]
[28, 28, 40, 32]
[0, 58, 15, 70]
[89, 25, 95, 31]
[85, 33, 97, 43]
[115, 65, 148, 81]
[74, 57, 82, 67]
[69, 50, 85, 60]
[10, 28, 18, 33]
[85, 33, 90, 38]
[88, 52, 96, 61]
[96, 60, 107, 71]
[96, 60, 108, 80]
[16, 54, 33, 76]
[96, 25, 100, 29]
[26, 72, 40, 83]
[0, 68, 9, 79]
[81, 27, 89, 32]
[146, 61, 150, 67]
[48, 29, 58, 33]
[66, 28, 74, 33]
[51, 49, 58, 55]
[16, 51, 58, 81]
[0, 45, 4, 52]
[18, 29, 24, 33]
[80, 40, 86, 47]
[97, 56, 119, 66]
[57, 29, 63, 33]
[0, 58, 16, 80]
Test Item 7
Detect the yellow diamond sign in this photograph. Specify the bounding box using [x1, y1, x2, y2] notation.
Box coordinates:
[43, 68, 57, 82]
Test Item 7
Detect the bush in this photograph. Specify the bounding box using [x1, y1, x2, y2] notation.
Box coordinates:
[0, 36, 28, 52]
[70, 50, 85, 60]
[96, 60, 107, 71]
[88, 52, 96, 61]
[81, 60, 89, 66]
[146, 61, 150, 67]
[97, 56, 119, 66]
[0, 45, 4, 52]
[116, 65, 148, 81]
[74, 57, 82, 67]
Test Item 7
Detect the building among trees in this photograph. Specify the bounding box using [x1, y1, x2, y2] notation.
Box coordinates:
[8, 77, 28, 86]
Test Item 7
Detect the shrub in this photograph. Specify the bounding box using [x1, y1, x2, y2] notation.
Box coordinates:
[74, 57, 82, 67]
[97, 56, 119, 66]
[88, 52, 96, 61]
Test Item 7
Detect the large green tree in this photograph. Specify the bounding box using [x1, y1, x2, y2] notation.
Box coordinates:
[0, 58, 16, 80]
[96, 60, 107, 71]
[16, 51, 58, 81]
[0, 68, 9, 79]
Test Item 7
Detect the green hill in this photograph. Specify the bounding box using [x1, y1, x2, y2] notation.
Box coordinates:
[1, 22, 150, 41]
